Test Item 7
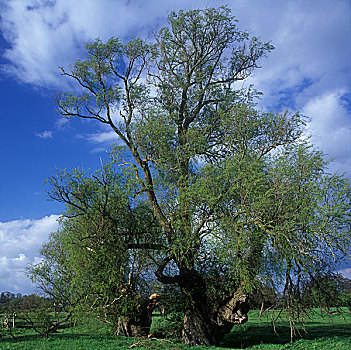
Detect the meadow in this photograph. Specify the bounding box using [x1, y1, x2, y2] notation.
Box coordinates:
[0, 309, 350, 349]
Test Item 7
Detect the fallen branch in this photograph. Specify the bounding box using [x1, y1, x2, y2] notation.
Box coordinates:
[128, 337, 182, 349]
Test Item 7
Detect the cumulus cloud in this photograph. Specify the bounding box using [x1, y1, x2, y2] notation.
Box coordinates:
[0, 215, 60, 294]
[1, 0, 349, 94]
[0, 0, 214, 88]
[237, 1, 351, 173]
[77, 107, 125, 148]
[338, 268, 351, 280]
[35, 130, 53, 139]
[0, 0, 349, 168]
[243, 0, 350, 107]
[303, 90, 351, 174]
[85, 131, 118, 144]
[77, 129, 120, 154]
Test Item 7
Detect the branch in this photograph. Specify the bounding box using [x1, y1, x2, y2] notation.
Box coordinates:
[155, 256, 180, 284]
[127, 243, 165, 250]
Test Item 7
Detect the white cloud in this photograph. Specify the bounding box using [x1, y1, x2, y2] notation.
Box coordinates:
[90, 147, 108, 154]
[35, 130, 53, 139]
[303, 90, 351, 175]
[0, 0, 214, 88]
[85, 131, 118, 144]
[77, 127, 121, 152]
[243, 0, 350, 107]
[0, 0, 349, 171]
[79, 109, 125, 146]
[1, 0, 349, 95]
[338, 268, 351, 280]
[55, 117, 70, 129]
[236, 1, 351, 176]
[0, 215, 60, 294]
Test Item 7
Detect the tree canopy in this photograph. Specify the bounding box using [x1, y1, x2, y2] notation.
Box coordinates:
[30, 7, 350, 346]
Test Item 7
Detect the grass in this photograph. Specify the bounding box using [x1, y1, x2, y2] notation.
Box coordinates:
[0, 309, 350, 349]
[220, 309, 351, 349]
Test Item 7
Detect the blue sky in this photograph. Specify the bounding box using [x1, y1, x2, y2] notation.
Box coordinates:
[0, 0, 350, 294]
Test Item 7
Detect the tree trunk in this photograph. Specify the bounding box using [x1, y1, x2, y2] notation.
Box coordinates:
[116, 315, 151, 337]
[156, 265, 250, 345]
[182, 309, 233, 346]
[180, 275, 250, 346]
[116, 297, 158, 337]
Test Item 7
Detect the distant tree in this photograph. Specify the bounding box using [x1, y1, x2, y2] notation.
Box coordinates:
[301, 273, 351, 309]
[14, 294, 63, 337]
[44, 6, 351, 345]
[0, 291, 19, 312]
[0, 292, 7, 303]
[0, 292, 15, 303]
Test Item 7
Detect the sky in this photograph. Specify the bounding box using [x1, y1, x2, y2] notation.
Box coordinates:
[0, 0, 350, 294]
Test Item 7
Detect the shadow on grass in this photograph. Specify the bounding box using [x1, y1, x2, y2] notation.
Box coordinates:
[221, 322, 351, 349]
[1, 316, 350, 349]
[0, 332, 116, 344]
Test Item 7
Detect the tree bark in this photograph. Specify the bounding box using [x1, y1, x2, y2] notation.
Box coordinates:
[179, 270, 250, 346]
[182, 310, 233, 346]
[182, 293, 249, 346]
[116, 315, 151, 337]
[115, 297, 157, 337]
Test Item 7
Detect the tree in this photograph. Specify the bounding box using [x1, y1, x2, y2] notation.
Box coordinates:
[50, 7, 350, 345]
[301, 273, 351, 309]
[29, 165, 163, 336]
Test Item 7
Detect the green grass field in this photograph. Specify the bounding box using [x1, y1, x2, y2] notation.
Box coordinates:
[0, 309, 350, 349]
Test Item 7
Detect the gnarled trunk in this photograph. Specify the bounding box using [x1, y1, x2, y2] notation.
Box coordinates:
[182, 310, 232, 346]
[116, 295, 158, 337]
[180, 271, 250, 346]
[156, 263, 250, 345]
[116, 314, 151, 337]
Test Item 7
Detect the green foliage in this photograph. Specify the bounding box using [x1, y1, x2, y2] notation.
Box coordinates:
[31, 5, 351, 345]
[151, 312, 184, 339]
[301, 274, 351, 309]
[29, 164, 162, 332]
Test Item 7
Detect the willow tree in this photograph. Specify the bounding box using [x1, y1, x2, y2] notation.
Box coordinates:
[55, 7, 350, 346]
[30, 165, 163, 336]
